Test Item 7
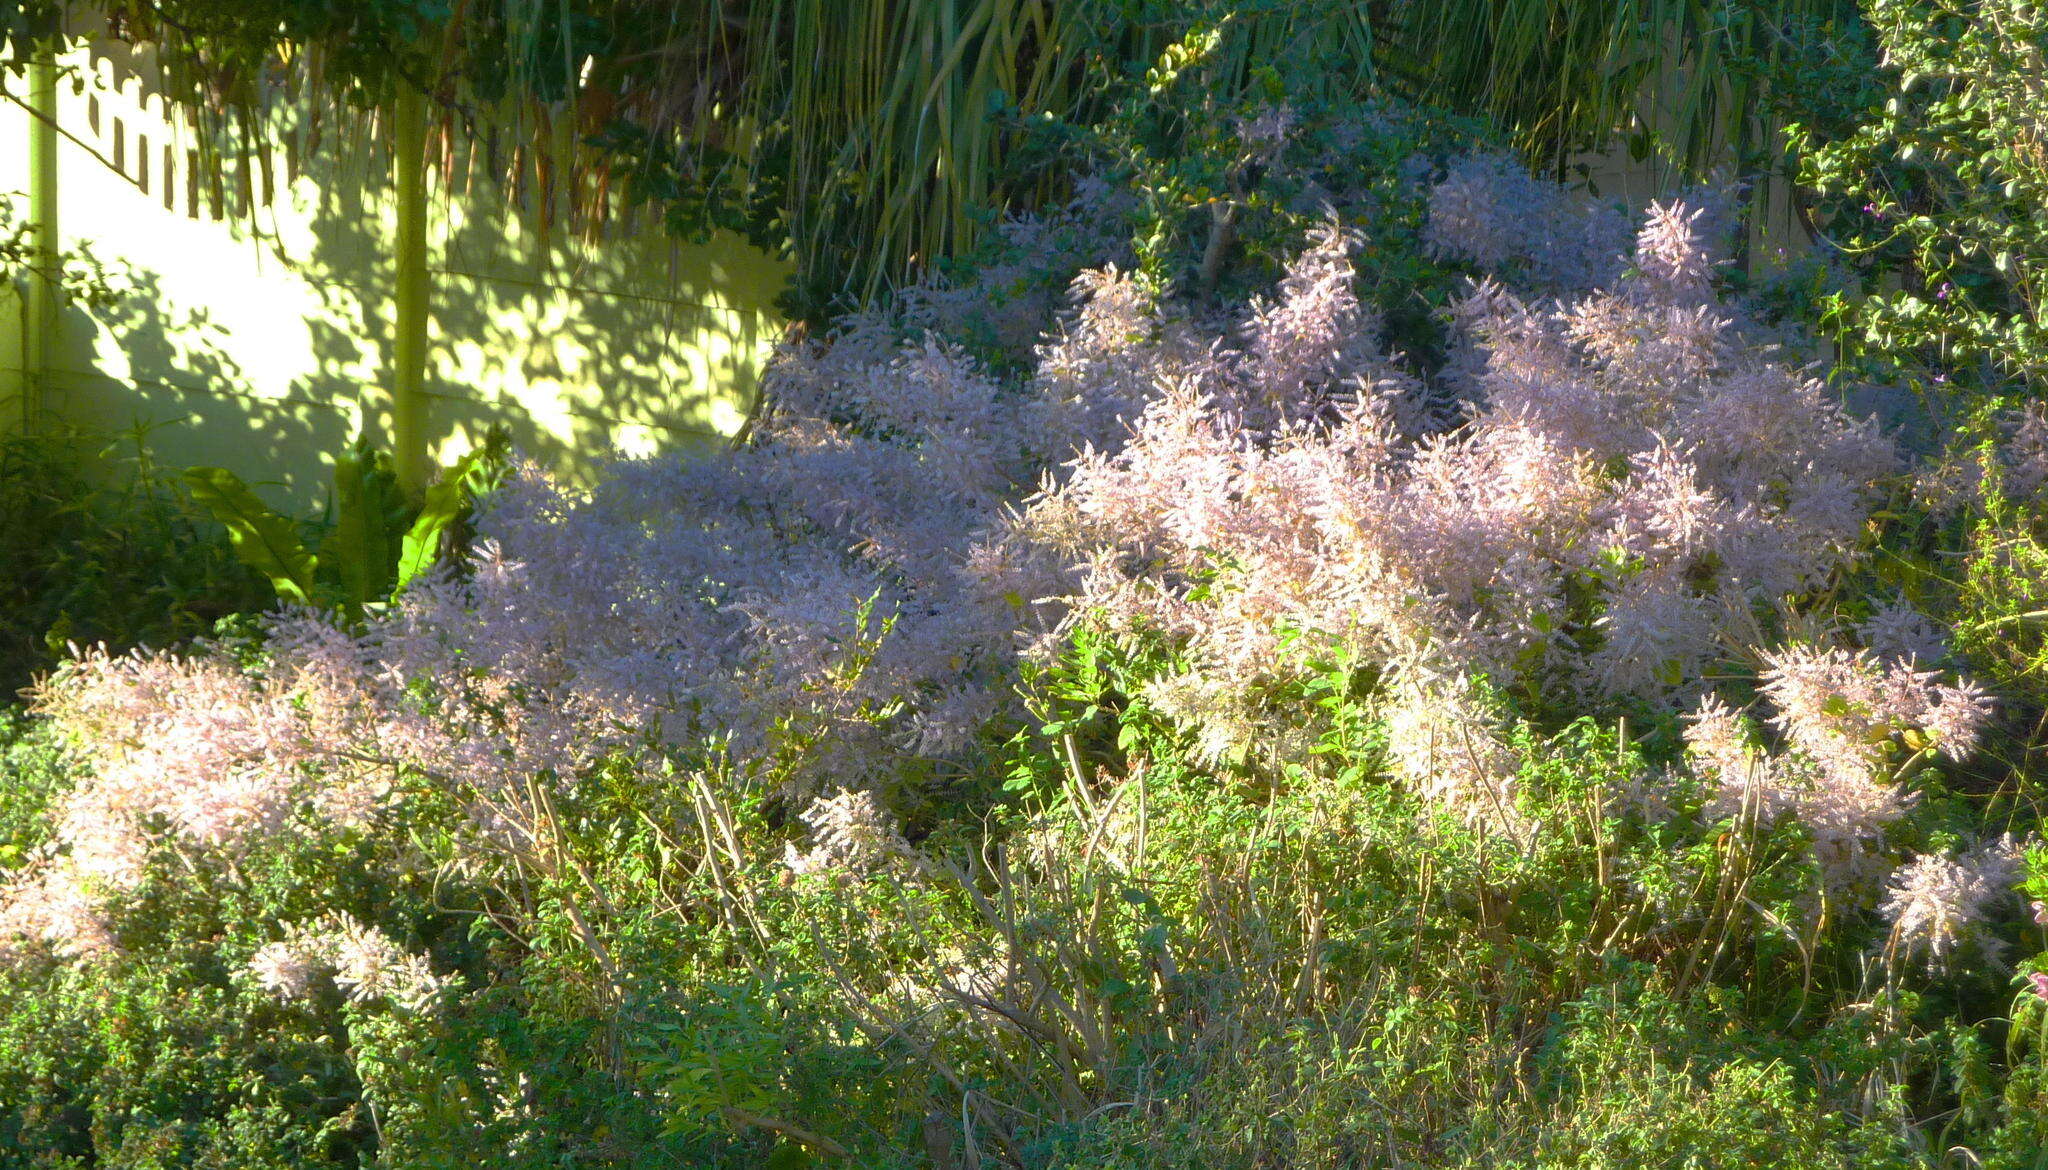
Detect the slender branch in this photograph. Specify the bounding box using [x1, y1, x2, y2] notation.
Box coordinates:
[718, 1107, 851, 1159]
[0, 86, 129, 182]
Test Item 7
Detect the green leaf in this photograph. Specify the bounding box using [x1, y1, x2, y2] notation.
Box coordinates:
[395, 449, 484, 592]
[183, 467, 318, 605]
[329, 445, 400, 617]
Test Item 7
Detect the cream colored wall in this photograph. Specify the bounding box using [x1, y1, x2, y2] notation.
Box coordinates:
[0, 39, 789, 513]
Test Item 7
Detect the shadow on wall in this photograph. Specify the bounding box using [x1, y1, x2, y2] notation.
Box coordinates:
[59, 263, 350, 501]
[7, 32, 790, 515]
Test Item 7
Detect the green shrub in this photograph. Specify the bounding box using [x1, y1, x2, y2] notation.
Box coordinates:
[1788, 0, 2048, 397]
[0, 430, 266, 698]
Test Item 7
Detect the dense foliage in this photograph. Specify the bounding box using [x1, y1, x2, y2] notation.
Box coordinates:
[9, 3, 2048, 1167]
[1790, 0, 2048, 396]
[0, 431, 265, 700]
[12, 0, 1859, 317]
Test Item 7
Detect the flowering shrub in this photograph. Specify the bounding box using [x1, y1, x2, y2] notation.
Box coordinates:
[7, 110, 2048, 1163]
[1880, 836, 2022, 971]
[5, 137, 2013, 948]
[997, 166, 1972, 851]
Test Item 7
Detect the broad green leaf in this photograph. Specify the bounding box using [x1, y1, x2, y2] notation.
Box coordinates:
[395, 449, 485, 591]
[184, 466, 318, 605]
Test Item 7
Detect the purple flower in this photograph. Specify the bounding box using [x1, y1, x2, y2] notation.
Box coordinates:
[2031, 971, 2048, 1000]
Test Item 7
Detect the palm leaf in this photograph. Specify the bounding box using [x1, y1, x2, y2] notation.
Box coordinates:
[183, 466, 318, 606]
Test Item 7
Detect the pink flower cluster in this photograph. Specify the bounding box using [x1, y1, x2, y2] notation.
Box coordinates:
[248, 912, 449, 1010]
[1001, 160, 1898, 825]
[0, 194, 1168, 964]
[1685, 646, 1995, 887]
[2, 640, 392, 961]
[1760, 644, 1993, 769]
[1880, 838, 2023, 970]
[1424, 153, 1634, 291]
[781, 787, 907, 879]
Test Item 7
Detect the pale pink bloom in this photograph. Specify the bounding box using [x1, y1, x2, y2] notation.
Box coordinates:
[1604, 445, 1729, 562]
[1881, 837, 2023, 970]
[1685, 640, 1994, 888]
[248, 940, 322, 1001]
[1760, 644, 1992, 775]
[1927, 681, 1997, 762]
[782, 788, 905, 879]
[246, 913, 448, 1011]
[1685, 691, 1913, 889]
[1589, 568, 1718, 698]
[1860, 598, 1950, 665]
[0, 850, 119, 963]
[1631, 201, 1720, 306]
[1425, 153, 1631, 290]
[1383, 678, 1527, 837]
[1238, 216, 1383, 427]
